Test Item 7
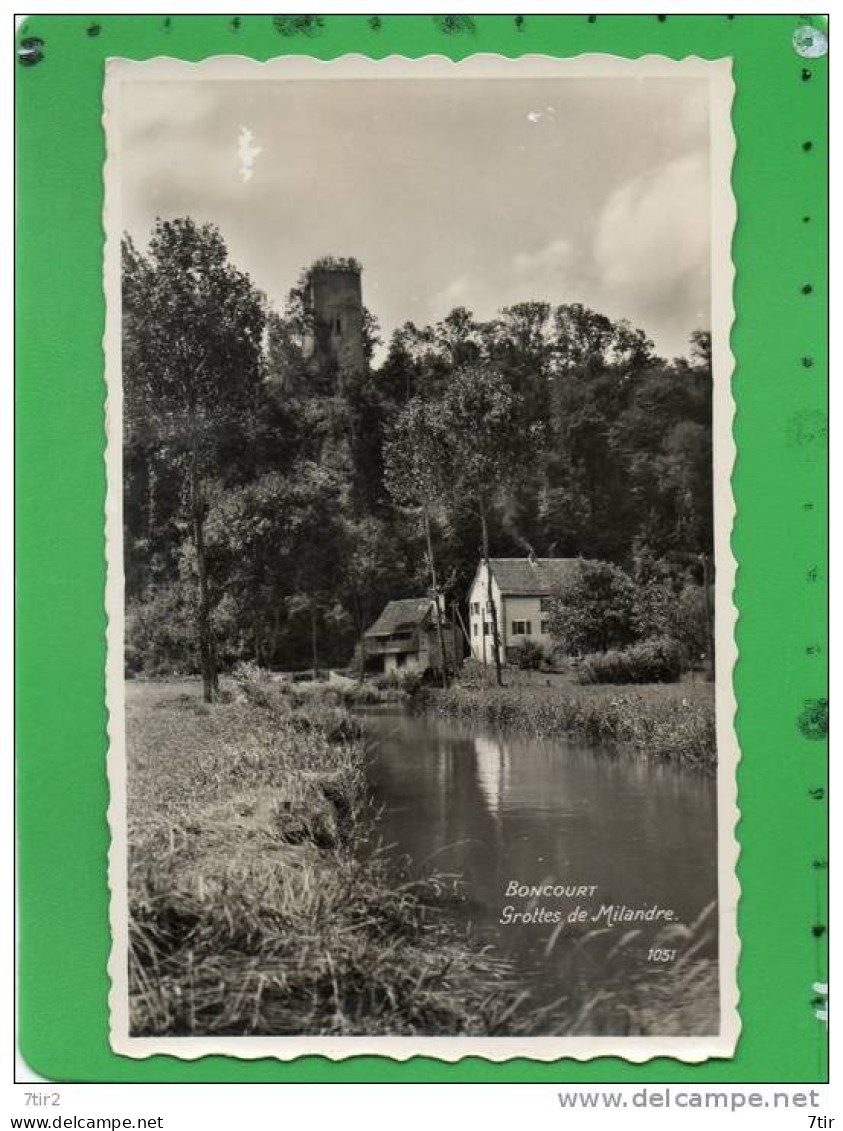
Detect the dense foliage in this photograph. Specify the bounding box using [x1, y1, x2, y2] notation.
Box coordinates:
[123, 220, 714, 680]
[576, 637, 685, 685]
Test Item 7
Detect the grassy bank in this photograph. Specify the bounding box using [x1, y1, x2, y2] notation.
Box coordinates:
[428, 670, 716, 769]
[127, 677, 523, 1037]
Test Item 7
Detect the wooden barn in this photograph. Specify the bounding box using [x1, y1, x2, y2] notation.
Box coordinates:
[363, 598, 459, 677]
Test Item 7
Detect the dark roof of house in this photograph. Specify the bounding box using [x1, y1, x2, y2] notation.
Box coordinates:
[486, 557, 582, 596]
[364, 598, 437, 638]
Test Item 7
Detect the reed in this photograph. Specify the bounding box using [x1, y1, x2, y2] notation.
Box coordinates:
[553, 903, 720, 1036]
[429, 679, 716, 768]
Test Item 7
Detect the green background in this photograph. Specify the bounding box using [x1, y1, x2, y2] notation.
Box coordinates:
[15, 14, 828, 1083]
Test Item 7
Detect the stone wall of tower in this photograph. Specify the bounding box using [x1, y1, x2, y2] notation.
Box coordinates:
[306, 265, 365, 391]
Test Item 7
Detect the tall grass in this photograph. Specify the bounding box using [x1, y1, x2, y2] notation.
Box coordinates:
[548, 903, 720, 1036]
[429, 680, 716, 768]
[127, 674, 524, 1036]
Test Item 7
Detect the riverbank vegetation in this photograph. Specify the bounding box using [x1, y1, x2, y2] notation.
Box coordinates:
[553, 902, 719, 1036]
[128, 676, 718, 1035]
[429, 668, 716, 769]
[127, 676, 524, 1037]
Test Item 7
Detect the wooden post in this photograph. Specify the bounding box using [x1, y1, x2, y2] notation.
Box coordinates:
[454, 603, 472, 650]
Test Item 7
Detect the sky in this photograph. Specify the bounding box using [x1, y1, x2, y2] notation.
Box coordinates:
[118, 74, 711, 362]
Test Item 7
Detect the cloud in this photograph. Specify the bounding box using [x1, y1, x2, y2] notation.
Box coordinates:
[434, 276, 472, 308]
[513, 238, 573, 276]
[594, 153, 709, 311]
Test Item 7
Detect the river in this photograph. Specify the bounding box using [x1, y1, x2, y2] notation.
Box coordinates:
[360, 705, 718, 1027]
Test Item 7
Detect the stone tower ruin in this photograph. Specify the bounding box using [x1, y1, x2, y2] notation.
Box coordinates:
[303, 258, 366, 392]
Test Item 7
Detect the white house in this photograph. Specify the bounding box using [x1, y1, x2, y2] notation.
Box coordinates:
[467, 557, 581, 665]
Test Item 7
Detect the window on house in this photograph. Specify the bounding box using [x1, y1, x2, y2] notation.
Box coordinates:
[483, 623, 490, 636]
[540, 620, 550, 635]
[512, 620, 533, 636]
[334, 317, 342, 333]
[472, 623, 478, 637]
[486, 600, 493, 612]
[471, 602, 480, 615]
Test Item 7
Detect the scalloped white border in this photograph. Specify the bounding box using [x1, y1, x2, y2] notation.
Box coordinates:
[104, 51, 739, 1064]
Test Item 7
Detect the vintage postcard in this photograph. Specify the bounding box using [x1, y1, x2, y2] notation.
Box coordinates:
[105, 53, 739, 1061]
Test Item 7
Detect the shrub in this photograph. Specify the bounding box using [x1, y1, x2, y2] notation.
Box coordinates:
[577, 637, 683, 685]
[400, 671, 425, 696]
[456, 658, 486, 687]
[516, 640, 545, 670]
[373, 669, 427, 696]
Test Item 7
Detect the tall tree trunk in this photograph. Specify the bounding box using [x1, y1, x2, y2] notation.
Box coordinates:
[310, 604, 319, 682]
[451, 602, 461, 672]
[210, 633, 220, 695]
[253, 612, 263, 667]
[189, 428, 215, 703]
[424, 506, 449, 688]
[352, 593, 366, 683]
[270, 607, 281, 665]
[480, 503, 503, 687]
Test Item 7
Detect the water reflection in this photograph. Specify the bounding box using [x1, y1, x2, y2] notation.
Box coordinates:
[360, 707, 718, 1002]
[473, 733, 511, 816]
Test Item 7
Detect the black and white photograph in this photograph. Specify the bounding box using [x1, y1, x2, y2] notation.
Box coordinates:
[104, 53, 738, 1060]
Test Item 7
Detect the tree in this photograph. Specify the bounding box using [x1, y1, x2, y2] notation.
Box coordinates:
[547, 560, 637, 655]
[484, 301, 553, 426]
[631, 549, 680, 641]
[434, 306, 482, 369]
[204, 463, 348, 675]
[123, 222, 716, 685]
[122, 218, 265, 700]
[676, 583, 711, 672]
[384, 399, 452, 685]
[283, 463, 349, 678]
[341, 516, 412, 679]
[437, 365, 526, 685]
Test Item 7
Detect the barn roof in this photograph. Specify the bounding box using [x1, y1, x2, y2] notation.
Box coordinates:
[364, 598, 436, 638]
[486, 557, 582, 596]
